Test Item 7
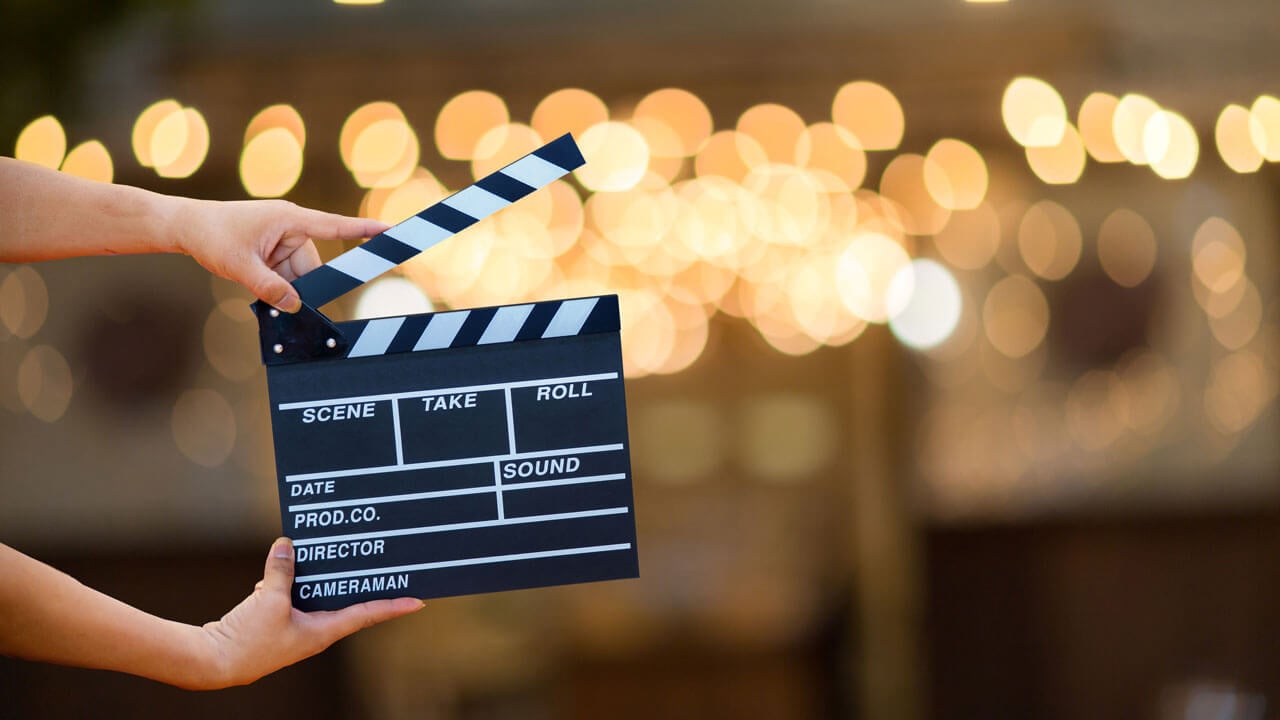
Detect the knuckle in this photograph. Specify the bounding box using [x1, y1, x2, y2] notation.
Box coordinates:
[251, 274, 282, 300]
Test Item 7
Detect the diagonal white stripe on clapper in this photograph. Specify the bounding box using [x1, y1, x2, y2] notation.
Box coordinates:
[348, 317, 406, 358]
[414, 311, 470, 351]
[478, 304, 535, 345]
[327, 246, 398, 283]
[501, 154, 569, 189]
[542, 298, 599, 338]
[384, 216, 454, 252]
[441, 185, 510, 220]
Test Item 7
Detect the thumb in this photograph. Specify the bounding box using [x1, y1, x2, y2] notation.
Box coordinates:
[243, 260, 301, 313]
[261, 537, 296, 595]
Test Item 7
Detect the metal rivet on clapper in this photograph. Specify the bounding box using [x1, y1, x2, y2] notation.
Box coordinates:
[326, 338, 337, 349]
[269, 308, 280, 318]
[272, 343, 284, 354]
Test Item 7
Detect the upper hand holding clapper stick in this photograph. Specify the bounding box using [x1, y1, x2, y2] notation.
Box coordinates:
[255, 134, 640, 611]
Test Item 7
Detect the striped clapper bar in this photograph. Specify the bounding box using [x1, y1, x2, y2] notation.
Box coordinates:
[253, 134, 639, 611]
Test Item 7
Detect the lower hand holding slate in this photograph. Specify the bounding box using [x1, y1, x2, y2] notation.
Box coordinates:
[0, 157, 423, 687]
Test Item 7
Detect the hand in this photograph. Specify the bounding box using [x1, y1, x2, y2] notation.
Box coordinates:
[176, 199, 389, 313]
[194, 538, 422, 689]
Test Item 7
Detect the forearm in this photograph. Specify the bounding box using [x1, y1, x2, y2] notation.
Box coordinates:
[0, 157, 191, 263]
[0, 543, 217, 689]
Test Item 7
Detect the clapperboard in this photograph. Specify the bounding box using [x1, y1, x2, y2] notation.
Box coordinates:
[253, 134, 638, 611]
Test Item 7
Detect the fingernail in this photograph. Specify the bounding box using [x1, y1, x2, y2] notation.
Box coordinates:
[276, 294, 301, 314]
[419, 600, 428, 608]
[273, 537, 293, 559]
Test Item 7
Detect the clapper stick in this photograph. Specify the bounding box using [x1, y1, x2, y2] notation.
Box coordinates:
[252, 132, 639, 611]
[253, 133, 585, 364]
[293, 132, 585, 311]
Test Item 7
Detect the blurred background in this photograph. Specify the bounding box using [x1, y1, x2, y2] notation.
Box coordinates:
[1, 0, 1279, 717]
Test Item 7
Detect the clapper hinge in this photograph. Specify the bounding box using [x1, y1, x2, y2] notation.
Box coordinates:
[252, 300, 350, 366]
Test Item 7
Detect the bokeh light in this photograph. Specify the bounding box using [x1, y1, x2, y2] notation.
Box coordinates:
[240, 127, 304, 197]
[983, 274, 1049, 358]
[1249, 95, 1280, 162]
[1143, 109, 1199, 179]
[1077, 92, 1125, 162]
[1002, 77, 1067, 147]
[471, 123, 543, 180]
[933, 203, 1001, 270]
[924, 139, 988, 210]
[738, 103, 806, 164]
[1204, 350, 1270, 434]
[1208, 278, 1261, 351]
[1018, 200, 1081, 281]
[633, 88, 712, 157]
[240, 105, 306, 197]
[743, 163, 827, 246]
[832, 81, 904, 151]
[880, 154, 950, 235]
[575, 121, 651, 192]
[149, 108, 189, 168]
[695, 130, 766, 183]
[203, 300, 259, 382]
[618, 288, 676, 376]
[375, 168, 447, 225]
[794, 123, 866, 192]
[245, 104, 305, 147]
[1112, 93, 1160, 164]
[836, 232, 913, 323]
[172, 389, 236, 467]
[1191, 217, 1246, 294]
[132, 99, 182, 168]
[14, 115, 66, 169]
[1197, 270, 1248, 319]
[355, 276, 433, 318]
[532, 88, 608, 143]
[341, 102, 418, 188]
[1097, 208, 1157, 288]
[1025, 123, 1086, 184]
[435, 90, 508, 161]
[60, 140, 113, 183]
[0, 266, 49, 339]
[626, 116, 681, 165]
[1215, 104, 1264, 173]
[355, 115, 418, 187]
[888, 259, 963, 350]
[152, 107, 210, 178]
[17, 345, 73, 423]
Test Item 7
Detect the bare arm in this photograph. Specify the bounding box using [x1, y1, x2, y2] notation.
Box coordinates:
[0, 539, 423, 689]
[0, 157, 387, 312]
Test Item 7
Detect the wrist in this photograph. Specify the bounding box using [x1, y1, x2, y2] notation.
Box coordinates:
[163, 622, 230, 691]
[146, 192, 199, 256]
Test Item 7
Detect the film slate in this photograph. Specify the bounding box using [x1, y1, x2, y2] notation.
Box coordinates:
[253, 134, 639, 611]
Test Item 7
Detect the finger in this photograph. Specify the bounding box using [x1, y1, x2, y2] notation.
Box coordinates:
[260, 537, 296, 595]
[308, 597, 423, 639]
[295, 209, 389, 242]
[243, 259, 301, 313]
[283, 240, 322, 280]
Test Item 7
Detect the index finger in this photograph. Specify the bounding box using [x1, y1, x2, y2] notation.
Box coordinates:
[303, 596, 424, 640]
[296, 209, 390, 242]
